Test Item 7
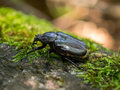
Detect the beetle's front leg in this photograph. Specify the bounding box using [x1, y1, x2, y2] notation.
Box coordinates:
[27, 44, 46, 54]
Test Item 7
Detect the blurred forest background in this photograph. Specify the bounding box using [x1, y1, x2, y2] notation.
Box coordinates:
[0, 0, 120, 51]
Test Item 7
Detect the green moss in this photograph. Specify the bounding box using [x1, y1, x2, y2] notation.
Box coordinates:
[75, 41, 120, 89]
[0, 7, 120, 89]
[0, 7, 57, 62]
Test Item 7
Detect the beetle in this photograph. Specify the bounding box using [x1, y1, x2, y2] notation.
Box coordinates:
[27, 32, 88, 69]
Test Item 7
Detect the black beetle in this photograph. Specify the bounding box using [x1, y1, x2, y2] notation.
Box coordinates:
[27, 32, 88, 69]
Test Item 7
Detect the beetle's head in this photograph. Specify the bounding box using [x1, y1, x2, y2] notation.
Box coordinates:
[33, 34, 42, 45]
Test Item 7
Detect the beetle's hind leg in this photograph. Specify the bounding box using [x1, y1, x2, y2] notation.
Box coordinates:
[62, 57, 82, 70]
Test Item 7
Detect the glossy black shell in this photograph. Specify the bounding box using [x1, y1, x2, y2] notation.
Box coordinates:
[41, 32, 87, 60]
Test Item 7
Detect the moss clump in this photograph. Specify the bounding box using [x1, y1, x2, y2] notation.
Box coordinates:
[0, 7, 57, 62]
[0, 7, 120, 89]
[77, 53, 120, 89]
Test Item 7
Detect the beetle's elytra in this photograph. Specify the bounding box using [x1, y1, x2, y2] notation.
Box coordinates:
[27, 32, 88, 69]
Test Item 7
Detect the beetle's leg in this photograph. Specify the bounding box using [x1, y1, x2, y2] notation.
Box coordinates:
[63, 57, 82, 70]
[46, 49, 53, 65]
[47, 49, 53, 59]
[27, 44, 46, 54]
